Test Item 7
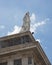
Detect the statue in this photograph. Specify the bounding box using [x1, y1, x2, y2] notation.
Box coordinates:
[20, 12, 31, 32]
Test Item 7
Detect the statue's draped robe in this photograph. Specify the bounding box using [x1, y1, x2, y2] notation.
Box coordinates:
[20, 12, 30, 32]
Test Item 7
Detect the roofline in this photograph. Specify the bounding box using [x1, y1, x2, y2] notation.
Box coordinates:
[0, 31, 35, 41]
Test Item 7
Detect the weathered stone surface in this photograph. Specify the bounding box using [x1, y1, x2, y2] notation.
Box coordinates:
[0, 31, 51, 65]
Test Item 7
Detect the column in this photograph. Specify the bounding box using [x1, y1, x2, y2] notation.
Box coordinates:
[22, 57, 28, 65]
[7, 60, 14, 65]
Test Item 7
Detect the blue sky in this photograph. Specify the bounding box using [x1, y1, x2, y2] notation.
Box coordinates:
[0, 0, 52, 63]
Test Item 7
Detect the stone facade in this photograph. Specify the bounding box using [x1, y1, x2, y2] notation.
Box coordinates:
[0, 31, 51, 65]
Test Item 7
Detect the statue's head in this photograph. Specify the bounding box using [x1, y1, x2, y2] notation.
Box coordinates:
[23, 12, 30, 22]
[26, 12, 29, 16]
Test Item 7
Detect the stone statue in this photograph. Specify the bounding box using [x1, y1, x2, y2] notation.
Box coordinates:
[20, 12, 31, 32]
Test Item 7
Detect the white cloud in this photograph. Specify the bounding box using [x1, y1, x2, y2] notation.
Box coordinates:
[30, 21, 46, 33]
[7, 13, 49, 36]
[36, 39, 41, 43]
[7, 25, 21, 35]
[30, 13, 36, 23]
[30, 13, 49, 33]
[0, 25, 5, 29]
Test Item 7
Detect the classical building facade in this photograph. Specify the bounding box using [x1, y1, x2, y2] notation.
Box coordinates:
[0, 31, 51, 65]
